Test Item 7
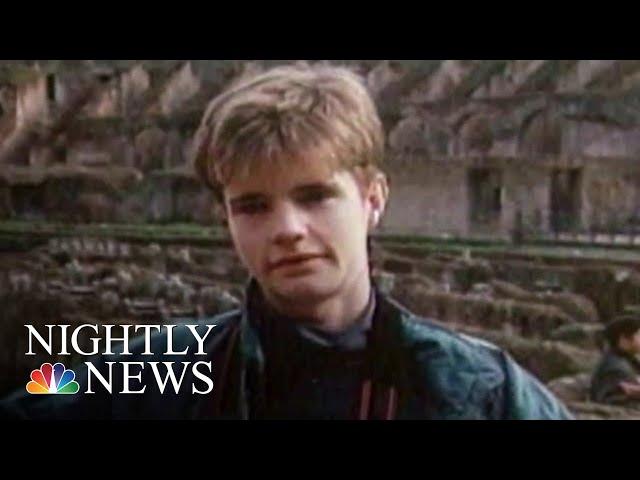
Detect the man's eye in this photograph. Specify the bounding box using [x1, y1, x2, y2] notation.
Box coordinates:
[297, 190, 332, 204]
[235, 202, 268, 215]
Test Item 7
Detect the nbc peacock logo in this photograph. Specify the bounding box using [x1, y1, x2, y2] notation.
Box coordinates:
[26, 362, 80, 394]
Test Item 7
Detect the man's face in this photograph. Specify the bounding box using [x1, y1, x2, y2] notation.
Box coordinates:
[222, 157, 385, 308]
[620, 330, 640, 355]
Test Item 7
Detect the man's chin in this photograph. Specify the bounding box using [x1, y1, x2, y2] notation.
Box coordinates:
[267, 277, 338, 304]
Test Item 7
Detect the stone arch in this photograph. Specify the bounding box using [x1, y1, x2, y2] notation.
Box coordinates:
[458, 114, 494, 154]
[518, 107, 563, 156]
[388, 115, 451, 157]
[388, 115, 427, 154]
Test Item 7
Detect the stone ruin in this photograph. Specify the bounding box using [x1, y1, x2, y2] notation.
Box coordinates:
[1, 61, 640, 239]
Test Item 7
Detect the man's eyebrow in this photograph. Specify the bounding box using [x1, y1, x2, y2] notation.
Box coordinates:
[228, 181, 340, 204]
[228, 193, 267, 205]
[291, 181, 340, 193]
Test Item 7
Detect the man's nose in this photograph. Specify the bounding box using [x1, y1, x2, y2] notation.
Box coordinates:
[270, 202, 307, 246]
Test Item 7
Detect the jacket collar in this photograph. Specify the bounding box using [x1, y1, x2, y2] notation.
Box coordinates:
[232, 278, 485, 419]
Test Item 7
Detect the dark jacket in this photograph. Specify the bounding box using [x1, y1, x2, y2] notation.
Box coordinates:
[1, 283, 572, 420]
[590, 349, 640, 405]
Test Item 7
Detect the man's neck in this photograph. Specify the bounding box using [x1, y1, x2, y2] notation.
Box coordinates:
[260, 276, 373, 334]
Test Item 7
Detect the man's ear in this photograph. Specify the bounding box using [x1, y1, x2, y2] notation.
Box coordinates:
[367, 172, 389, 229]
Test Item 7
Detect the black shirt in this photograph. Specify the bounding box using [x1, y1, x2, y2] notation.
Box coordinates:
[249, 287, 376, 419]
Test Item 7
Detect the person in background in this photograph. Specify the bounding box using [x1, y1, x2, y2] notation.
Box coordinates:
[591, 314, 640, 406]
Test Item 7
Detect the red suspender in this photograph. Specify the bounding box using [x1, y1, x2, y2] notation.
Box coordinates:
[358, 380, 397, 420]
[359, 380, 373, 420]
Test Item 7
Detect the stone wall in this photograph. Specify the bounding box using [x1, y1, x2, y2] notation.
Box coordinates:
[3, 60, 640, 237]
[15, 76, 49, 128]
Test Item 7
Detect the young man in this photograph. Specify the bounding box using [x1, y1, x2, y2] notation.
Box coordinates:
[1, 63, 571, 419]
[591, 315, 640, 406]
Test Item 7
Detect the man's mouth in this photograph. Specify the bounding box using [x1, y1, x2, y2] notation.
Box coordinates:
[269, 254, 325, 271]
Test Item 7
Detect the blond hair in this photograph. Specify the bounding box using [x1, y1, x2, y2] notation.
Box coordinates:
[192, 63, 385, 200]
